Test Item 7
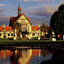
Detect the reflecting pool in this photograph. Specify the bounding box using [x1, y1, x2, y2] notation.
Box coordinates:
[0, 49, 53, 64]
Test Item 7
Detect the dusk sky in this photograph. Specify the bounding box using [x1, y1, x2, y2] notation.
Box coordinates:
[0, 0, 64, 26]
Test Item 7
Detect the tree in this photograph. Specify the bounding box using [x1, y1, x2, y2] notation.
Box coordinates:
[40, 23, 49, 38]
[50, 4, 64, 39]
[41, 23, 47, 31]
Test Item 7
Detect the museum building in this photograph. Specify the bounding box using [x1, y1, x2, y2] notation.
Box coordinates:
[0, 5, 51, 40]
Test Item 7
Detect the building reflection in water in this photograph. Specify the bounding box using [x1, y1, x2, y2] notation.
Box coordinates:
[0, 50, 13, 64]
[0, 49, 53, 64]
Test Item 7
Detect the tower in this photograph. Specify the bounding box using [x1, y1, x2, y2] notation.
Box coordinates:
[17, 4, 21, 16]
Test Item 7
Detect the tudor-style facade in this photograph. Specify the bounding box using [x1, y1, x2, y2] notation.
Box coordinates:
[0, 5, 55, 40]
[9, 5, 32, 38]
[9, 5, 52, 40]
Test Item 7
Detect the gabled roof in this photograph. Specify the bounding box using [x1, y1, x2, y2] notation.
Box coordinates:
[32, 26, 39, 31]
[5, 26, 14, 31]
[10, 14, 32, 25]
[27, 17, 30, 21]
[10, 16, 19, 24]
[0, 26, 13, 32]
[0, 26, 3, 32]
[22, 14, 32, 24]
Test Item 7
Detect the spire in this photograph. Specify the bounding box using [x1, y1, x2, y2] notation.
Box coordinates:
[17, 4, 21, 10]
[17, 4, 21, 16]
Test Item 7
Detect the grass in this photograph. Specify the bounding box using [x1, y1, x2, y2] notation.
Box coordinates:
[0, 39, 51, 43]
[0, 39, 64, 45]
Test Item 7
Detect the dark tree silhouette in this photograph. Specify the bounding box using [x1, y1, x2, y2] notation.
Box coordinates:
[50, 4, 64, 39]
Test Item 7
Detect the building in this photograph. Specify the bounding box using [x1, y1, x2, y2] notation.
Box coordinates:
[0, 5, 53, 40]
[9, 5, 32, 39]
[0, 25, 14, 39]
[40, 24, 51, 39]
[9, 5, 41, 39]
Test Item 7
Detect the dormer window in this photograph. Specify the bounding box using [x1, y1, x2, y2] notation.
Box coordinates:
[22, 20, 25, 22]
[10, 29, 12, 32]
[21, 19, 25, 22]
[3, 28, 6, 32]
[33, 29, 35, 31]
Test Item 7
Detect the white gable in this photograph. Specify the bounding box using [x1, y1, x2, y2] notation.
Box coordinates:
[16, 14, 30, 24]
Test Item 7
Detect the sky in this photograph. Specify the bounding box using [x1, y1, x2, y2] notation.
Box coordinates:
[0, 0, 64, 26]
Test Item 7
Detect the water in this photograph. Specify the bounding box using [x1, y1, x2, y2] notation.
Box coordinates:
[0, 49, 53, 64]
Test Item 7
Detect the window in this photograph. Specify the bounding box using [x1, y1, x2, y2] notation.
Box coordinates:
[21, 19, 25, 22]
[3, 28, 5, 31]
[33, 29, 35, 31]
[22, 27, 27, 32]
[3, 28, 6, 33]
[8, 34, 10, 36]
[10, 29, 11, 31]
[11, 34, 13, 36]
[22, 20, 25, 22]
[32, 33, 35, 35]
[0, 34, 1, 36]
[14, 34, 15, 37]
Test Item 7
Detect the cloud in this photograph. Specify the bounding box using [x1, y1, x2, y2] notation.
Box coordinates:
[0, 3, 5, 6]
[0, 3, 14, 7]
[60, 0, 64, 4]
[0, 8, 4, 12]
[23, 3, 59, 25]
[30, 16, 50, 25]
[23, 0, 54, 2]
[0, 15, 9, 26]
[0, 0, 2, 2]
[24, 5, 57, 16]
[0, 8, 8, 15]
[45, 5, 58, 14]
[24, 0, 31, 2]
[34, 0, 54, 2]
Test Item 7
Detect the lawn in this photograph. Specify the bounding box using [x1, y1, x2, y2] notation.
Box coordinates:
[0, 39, 64, 45]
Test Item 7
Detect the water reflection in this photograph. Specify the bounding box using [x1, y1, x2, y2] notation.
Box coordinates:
[0, 50, 13, 64]
[0, 49, 53, 64]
